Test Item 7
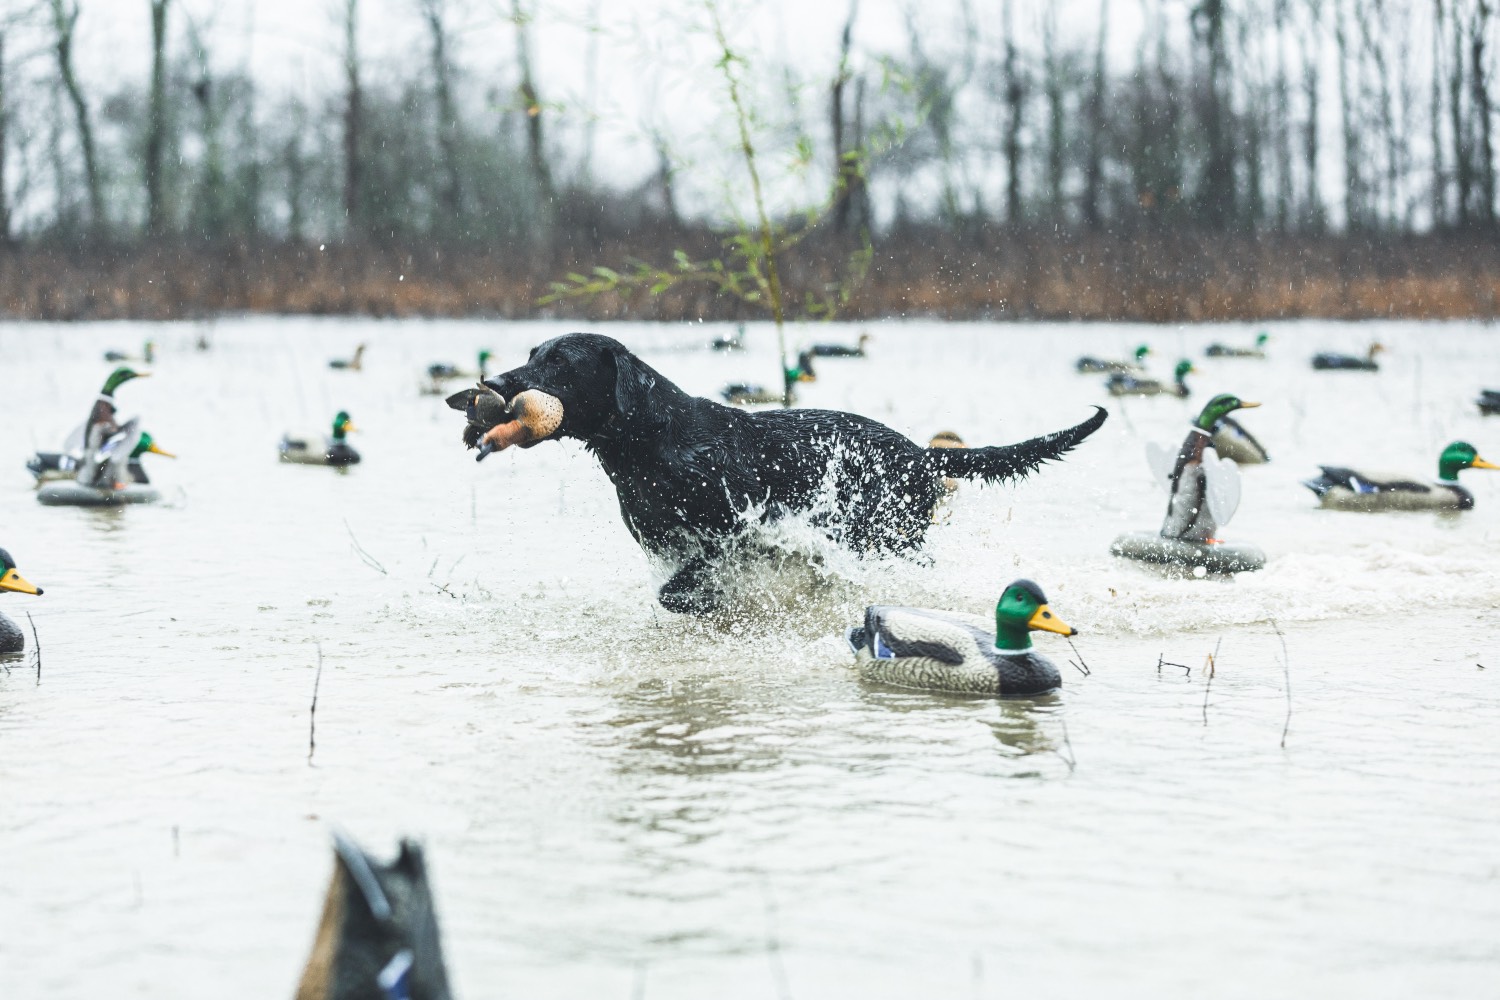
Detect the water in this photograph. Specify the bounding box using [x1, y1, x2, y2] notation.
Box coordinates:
[1, 318, 1497, 998]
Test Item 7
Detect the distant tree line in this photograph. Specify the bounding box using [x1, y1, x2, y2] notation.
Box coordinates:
[0, 0, 1498, 321]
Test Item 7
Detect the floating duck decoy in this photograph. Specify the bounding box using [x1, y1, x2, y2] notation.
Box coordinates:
[104, 340, 155, 364]
[1107, 359, 1194, 398]
[1077, 344, 1150, 374]
[846, 579, 1076, 697]
[1205, 331, 1269, 358]
[721, 351, 817, 405]
[710, 324, 746, 351]
[446, 384, 563, 459]
[329, 344, 366, 371]
[1302, 441, 1497, 511]
[422, 350, 492, 395]
[1477, 389, 1500, 416]
[810, 331, 871, 358]
[28, 366, 150, 482]
[0, 549, 43, 654]
[1210, 412, 1269, 465]
[37, 419, 171, 506]
[280, 411, 360, 466]
[32, 429, 173, 491]
[294, 833, 453, 1000]
[1312, 342, 1384, 371]
[1111, 393, 1266, 573]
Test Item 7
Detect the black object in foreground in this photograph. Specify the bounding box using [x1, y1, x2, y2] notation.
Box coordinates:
[468, 333, 1107, 614]
[295, 834, 452, 1000]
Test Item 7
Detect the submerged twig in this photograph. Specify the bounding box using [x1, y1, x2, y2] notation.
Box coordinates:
[1270, 617, 1291, 748]
[1055, 714, 1077, 773]
[761, 878, 792, 1000]
[26, 611, 41, 685]
[1066, 637, 1091, 676]
[1157, 653, 1189, 677]
[307, 644, 323, 766]
[343, 518, 388, 575]
[1202, 637, 1222, 726]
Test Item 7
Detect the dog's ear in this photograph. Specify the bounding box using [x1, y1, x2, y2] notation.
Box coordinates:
[608, 341, 663, 425]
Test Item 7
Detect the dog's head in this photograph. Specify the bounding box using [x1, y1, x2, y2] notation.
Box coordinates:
[480, 333, 669, 451]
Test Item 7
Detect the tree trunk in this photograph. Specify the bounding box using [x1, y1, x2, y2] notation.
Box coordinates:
[342, 0, 362, 237]
[1043, 6, 1064, 221]
[146, 0, 169, 236]
[0, 31, 9, 244]
[49, 0, 102, 233]
[830, 0, 860, 234]
[512, 0, 555, 213]
[1002, 0, 1023, 225]
[1194, 0, 1234, 229]
[1302, 0, 1323, 230]
[1470, 1, 1495, 226]
[1335, 0, 1361, 229]
[1451, 0, 1470, 227]
[1083, 0, 1109, 229]
[421, 0, 463, 225]
[1432, 0, 1447, 228]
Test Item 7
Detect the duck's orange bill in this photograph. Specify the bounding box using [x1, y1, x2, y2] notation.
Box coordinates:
[1027, 604, 1076, 637]
[148, 443, 176, 458]
[0, 568, 42, 596]
[1473, 456, 1499, 470]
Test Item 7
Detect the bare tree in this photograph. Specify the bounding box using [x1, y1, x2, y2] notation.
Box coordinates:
[830, 0, 864, 234]
[418, 0, 463, 222]
[341, 0, 362, 235]
[1082, 0, 1109, 229]
[512, 0, 555, 210]
[48, 0, 101, 232]
[1469, 0, 1495, 226]
[1001, 0, 1024, 225]
[146, 0, 170, 235]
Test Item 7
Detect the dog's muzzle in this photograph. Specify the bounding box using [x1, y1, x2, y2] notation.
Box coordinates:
[480, 389, 564, 454]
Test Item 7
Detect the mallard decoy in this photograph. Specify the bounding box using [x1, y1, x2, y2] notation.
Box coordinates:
[104, 340, 155, 364]
[329, 344, 366, 371]
[846, 579, 1076, 697]
[294, 833, 453, 1000]
[1077, 343, 1149, 374]
[710, 324, 746, 351]
[1477, 389, 1500, 416]
[280, 411, 360, 466]
[38, 419, 173, 506]
[30, 430, 173, 487]
[1205, 331, 1269, 358]
[1107, 359, 1194, 398]
[810, 331, 870, 358]
[445, 384, 563, 460]
[1302, 441, 1498, 511]
[27, 366, 150, 483]
[1210, 413, 1269, 465]
[1312, 342, 1384, 371]
[0, 549, 43, 654]
[423, 350, 492, 395]
[721, 351, 817, 405]
[1111, 393, 1266, 573]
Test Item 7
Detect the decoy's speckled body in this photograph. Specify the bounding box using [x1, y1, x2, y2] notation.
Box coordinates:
[1312, 342, 1384, 371]
[848, 579, 1076, 697]
[1205, 332, 1270, 358]
[1303, 441, 1498, 511]
[281, 412, 361, 466]
[1107, 359, 1194, 398]
[1077, 343, 1150, 374]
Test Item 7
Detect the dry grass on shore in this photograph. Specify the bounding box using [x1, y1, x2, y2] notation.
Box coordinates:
[2, 229, 1497, 324]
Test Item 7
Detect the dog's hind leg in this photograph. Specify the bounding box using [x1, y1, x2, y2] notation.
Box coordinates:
[658, 555, 724, 614]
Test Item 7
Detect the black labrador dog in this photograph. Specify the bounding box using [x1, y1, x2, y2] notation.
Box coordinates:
[465, 333, 1106, 613]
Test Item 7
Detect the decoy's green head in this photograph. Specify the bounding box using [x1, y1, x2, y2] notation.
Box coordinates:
[1194, 393, 1260, 430]
[1134, 344, 1152, 361]
[1255, 332, 1270, 346]
[0, 548, 42, 596]
[1438, 441, 1499, 481]
[332, 411, 357, 440]
[101, 366, 148, 395]
[994, 578, 1076, 651]
[478, 350, 493, 372]
[1174, 360, 1196, 381]
[131, 432, 175, 460]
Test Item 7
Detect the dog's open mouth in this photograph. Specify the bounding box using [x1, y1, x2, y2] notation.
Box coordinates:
[480, 389, 565, 453]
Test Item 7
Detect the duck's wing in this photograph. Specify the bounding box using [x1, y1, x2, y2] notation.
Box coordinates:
[1304, 466, 1431, 495]
[1201, 450, 1242, 525]
[1145, 441, 1176, 492]
[61, 419, 87, 455]
[96, 417, 140, 485]
[860, 606, 990, 665]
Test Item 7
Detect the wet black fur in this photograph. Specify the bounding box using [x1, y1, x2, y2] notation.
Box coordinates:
[483, 333, 1107, 613]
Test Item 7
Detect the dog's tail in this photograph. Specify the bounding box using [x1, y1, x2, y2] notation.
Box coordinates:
[925, 407, 1108, 483]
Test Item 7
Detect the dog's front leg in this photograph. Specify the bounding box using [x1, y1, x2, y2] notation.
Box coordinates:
[657, 555, 723, 615]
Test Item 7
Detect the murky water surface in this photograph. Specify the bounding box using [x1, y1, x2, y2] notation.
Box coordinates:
[1, 318, 1497, 997]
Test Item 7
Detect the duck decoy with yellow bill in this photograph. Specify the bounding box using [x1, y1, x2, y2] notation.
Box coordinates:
[329, 344, 367, 371]
[38, 419, 174, 506]
[1112, 394, 1267, 573]
[810, 331, 871, 358]
[423, 350, 493, 394]
[1302, 441, 1498, 511]
[280, 412, 361, 466]
[28, 366, 150, 483]
[721, 351, 817, 406]
[1107, 359, 1194, 398]
[294, 833, 453, 1000]
[847, 579, 1076, 697]
[1077, 343, 1150, 374]
[0, 549, 43, 654]
[710, 324, 746, 351]
[1312, 342, 1384, 371]
[1205, 331, 1270, 358]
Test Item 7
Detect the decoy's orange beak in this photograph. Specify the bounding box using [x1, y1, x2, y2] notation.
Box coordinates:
[0, 568, 42, 596]
[148, 443, 176, 458]
[1027, 604, 1076, 637]
[1472, 456, 1499, 470]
